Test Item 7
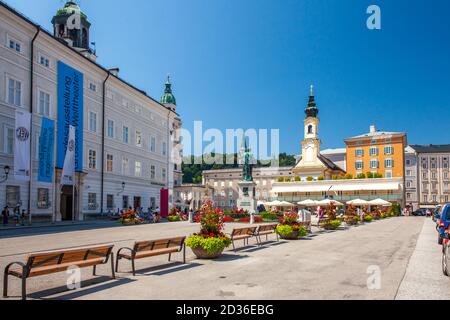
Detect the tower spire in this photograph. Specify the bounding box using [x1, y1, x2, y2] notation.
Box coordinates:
[305, 85, 319, 118]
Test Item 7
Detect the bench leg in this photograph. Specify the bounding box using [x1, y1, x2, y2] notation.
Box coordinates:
[110, 253, 116, 279]
[115, 255, 120, 273]
[131, 259, 136, 276]
[168, 253, 172, 262]
[93, 265, 96, 276]
[3, 271, 8, 298]
[183, 245, 186, 264]
[21, 276, 26, 301]
[232, 240, 236, 253]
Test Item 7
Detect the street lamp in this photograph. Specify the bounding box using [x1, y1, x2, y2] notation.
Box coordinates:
[0, 166, 10, 183]
[117, 181, 126, 196]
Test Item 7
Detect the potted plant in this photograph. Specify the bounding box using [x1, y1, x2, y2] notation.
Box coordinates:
[118, 208, 143, 225]
[344, 205, 359, 226]
[186, 201, 232, 259]
[364, 214, 374, 222]
[275, 211, 308, 240]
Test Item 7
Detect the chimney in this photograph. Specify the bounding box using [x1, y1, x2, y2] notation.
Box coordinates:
[109, 68, 120, 77]
[370, 125, 376, 133]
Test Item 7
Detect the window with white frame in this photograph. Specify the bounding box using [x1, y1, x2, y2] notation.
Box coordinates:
[423, 194, 428, 203]
[37, 188, 50, 209]
[122, 157, 129, 175]
[89, 112, 97, 132]
[384, 159, 394, 168]
[150, 165, 156, 179]
[107, 194, 114, 210]
[355, 160, 364, 170]
[123, 126, 129, 143]
[355, 148, 364, 157]
[162, 168, 167, 181]
[106, 154, 113, 172]
[406, 181, 412, 188]
[39, 55, 49, 68]
[88, 149, 96, 170]
[7, 36, 21, 53]
[8, 78, 21, 106]
[88, 193, 97, 210]
[4, 126, 14, 154]
[406, 170, 412, 176]
[150, 136, 156, 152]
[445, 172, 449, 180]
[370, 159, 379, 169]
[384, 146, 394, 155]
[38, 90, 50, 116]
[89, 82, 97, 92]
[369, 147, 379, 156]
[135, 161, 142, 177]
[385, 170, 392, 178]
[162, 141, 167, 156]
[107, 120, 114, 138]
[406, 159, 411, 166]
[135, 130, 142, 147]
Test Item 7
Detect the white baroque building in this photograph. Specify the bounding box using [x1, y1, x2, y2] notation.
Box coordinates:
[0, 1, 182, 221]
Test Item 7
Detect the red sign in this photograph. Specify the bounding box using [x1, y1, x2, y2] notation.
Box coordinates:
[160, 188, 169, 218]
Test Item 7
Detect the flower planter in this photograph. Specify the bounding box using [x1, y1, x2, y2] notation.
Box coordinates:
[279, 230, 301, 240]
[191, 247, 224, 259]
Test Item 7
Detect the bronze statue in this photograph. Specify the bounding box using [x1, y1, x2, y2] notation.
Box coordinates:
[242, 138, 253, 182]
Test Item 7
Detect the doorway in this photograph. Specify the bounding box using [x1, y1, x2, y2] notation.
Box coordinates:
[60, 185, 78, 221]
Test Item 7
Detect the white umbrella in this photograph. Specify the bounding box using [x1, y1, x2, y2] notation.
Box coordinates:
[280, 201, 294, 207]
[297, 199, 317, 206]
[265, 200, 283, 207]
[316, 199, 344, 207]
[347, 199, 370, 206]
[368, 198, 392, 206]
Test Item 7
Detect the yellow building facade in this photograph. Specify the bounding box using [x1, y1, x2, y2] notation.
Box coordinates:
[345, 125, 407, 179]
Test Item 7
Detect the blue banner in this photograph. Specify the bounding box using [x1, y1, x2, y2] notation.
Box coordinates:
[57, 61, 84, 172]
[38, 117, 55, 183]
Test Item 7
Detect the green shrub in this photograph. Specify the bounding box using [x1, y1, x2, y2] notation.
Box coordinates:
[344, 173, 353, 179]
[275, 225, 307, 238]
[167, 215, 181, 222]
[318, 176, 324, 181]
[259, 211, 279, 221]
[186, 235, 232, 254]
[374, 173, 383, 178]
[364, 214, 374, 222]
[356, 173, 366, 179]
[323, 219, 341, 230]
[294, 176, 301, 182]
[276, 177, 284, 182]
[366, 172, 374, 179]
[284, 177, 291, 182]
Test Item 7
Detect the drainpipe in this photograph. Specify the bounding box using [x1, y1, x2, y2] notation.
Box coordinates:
[100, 71, 111, 215]
[28, 27, 41, 225]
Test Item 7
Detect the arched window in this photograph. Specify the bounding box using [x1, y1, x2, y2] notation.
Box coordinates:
[308, 125, 313, 134]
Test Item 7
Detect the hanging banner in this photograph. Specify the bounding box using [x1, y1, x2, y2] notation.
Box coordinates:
[14, 110, 31, 181]
[61, 125, 76, 186]
[57, 61, 83, 172]
[38, 117, 55, 183]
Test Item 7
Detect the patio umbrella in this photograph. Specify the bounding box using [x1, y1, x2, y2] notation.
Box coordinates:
[368, 199, 392, 206]
[265, 200, 283, 207]
[297, 199, 317, 206]
[316, 199, 344, 207]
[347, 199, 370, 206]
[280, 201, 295, 207]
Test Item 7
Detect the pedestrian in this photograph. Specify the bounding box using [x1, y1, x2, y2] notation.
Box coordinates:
[21, 209, 26, 226]
[2, 206, 9, 225]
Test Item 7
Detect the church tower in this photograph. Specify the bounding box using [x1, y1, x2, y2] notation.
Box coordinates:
[160, 76, 177, 112]
[52, 1, 95, 59]
[301, 85, 321, 164]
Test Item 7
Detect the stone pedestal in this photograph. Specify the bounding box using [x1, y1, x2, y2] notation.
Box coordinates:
[237, 180, 257, 214]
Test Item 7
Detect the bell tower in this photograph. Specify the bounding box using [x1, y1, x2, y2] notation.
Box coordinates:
[52, 1, 92, 55]
[301, 85, 321, 163]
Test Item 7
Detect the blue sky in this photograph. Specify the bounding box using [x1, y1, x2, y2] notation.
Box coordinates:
[5, 0, 450, 156]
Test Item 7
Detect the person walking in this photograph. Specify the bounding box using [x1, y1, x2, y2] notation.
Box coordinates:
[2, 206, 9, 225]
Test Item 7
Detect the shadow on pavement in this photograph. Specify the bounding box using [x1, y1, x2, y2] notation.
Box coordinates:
[26, 276, 135, 300]
[134, 262, 202, 276]
[214, 253, 249, 262]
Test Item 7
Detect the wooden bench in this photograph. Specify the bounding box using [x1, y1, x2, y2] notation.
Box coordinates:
[115, 236, 186, 276]
[255, 224, 279, 244]
[229, 227, 258, 252]
[3, 245, 115, 300]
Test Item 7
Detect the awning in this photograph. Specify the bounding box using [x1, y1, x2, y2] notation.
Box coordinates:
[272, 181, 401, 193]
